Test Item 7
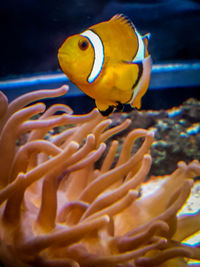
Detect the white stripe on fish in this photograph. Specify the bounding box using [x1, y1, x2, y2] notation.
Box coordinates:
[80, 30, 104, 83]
[132, 29, 145, 62]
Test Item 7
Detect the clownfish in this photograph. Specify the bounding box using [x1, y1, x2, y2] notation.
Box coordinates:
[58, 14, 151, 116]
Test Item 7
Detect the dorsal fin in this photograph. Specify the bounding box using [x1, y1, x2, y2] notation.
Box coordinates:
[142, 33, 151, 57]
[110, 14, 136, 34]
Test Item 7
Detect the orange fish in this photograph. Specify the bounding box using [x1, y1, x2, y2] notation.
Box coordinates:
[58, 14, 151, 116]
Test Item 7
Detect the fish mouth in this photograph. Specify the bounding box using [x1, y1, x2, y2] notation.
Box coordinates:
[58, 50, 68, 57]
[57, 50, 70, 63]
[57, 46, 71, 57]
[57, 50, 73, 73]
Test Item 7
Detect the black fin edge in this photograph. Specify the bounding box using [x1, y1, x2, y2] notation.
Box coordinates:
[115, 102, 124, 112]
[99, 106, 114, 116]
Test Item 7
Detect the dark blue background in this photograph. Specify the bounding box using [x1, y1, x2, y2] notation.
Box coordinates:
[1, 0, 200, 78]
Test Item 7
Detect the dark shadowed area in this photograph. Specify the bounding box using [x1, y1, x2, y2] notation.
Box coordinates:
[1, 0, 200, 78]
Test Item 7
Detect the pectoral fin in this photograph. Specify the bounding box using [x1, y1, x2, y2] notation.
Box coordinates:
[108, 62, 141, 104]
[115, 62, 140, 90]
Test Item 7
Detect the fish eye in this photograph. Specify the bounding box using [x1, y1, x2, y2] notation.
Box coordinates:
[78, 39, 89, 50]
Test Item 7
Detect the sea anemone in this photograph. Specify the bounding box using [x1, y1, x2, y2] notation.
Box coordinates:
[0, 85, 200, 267]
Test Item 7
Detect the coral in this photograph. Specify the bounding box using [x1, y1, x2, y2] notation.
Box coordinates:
[0, 85, 200, 267]
[109, 98, 200, 177]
